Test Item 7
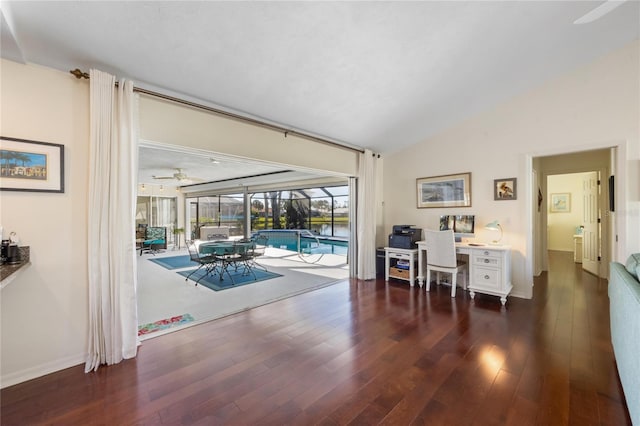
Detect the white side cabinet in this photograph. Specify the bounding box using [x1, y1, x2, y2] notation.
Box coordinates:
[573, 235, 583, 263]
[468, 246, 512, 306]
[384, 247, 418, 285]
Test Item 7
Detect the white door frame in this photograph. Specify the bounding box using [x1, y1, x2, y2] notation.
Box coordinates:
[524, 140, 626, 295]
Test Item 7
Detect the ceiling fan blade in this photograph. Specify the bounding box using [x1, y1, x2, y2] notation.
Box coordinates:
[574, 0, 628, 24]
[152, 176, 176, 180]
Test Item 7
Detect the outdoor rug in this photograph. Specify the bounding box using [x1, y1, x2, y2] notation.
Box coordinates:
[138, 313, 194, 336]
[177, 267, 282, 291]
[148, 255, 195, 270]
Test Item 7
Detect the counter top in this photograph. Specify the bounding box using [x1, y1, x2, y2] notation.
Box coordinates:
[0, 246, 30, 289]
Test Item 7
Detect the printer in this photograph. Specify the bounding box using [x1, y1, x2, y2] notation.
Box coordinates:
[388, 225, 422, 249]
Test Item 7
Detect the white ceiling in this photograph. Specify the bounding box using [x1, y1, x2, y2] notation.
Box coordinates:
[2, 1, 639, 185]
[137, 144, 340, 188]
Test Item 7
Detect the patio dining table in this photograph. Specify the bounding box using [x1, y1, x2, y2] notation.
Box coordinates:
[198, 240, 256, 283]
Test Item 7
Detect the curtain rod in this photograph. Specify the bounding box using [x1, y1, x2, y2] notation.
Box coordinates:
[70, 68, 364, 154]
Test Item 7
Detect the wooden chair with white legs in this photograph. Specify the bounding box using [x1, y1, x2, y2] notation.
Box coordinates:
[424, 229, 468, 297]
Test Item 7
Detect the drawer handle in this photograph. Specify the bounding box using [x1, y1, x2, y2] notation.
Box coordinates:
[484, 275, 490, 280]
[483, 251, 490, 256]
[484, 259, 490, 263]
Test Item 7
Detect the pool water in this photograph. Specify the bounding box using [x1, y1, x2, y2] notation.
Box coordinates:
[271, 236, 348, 256]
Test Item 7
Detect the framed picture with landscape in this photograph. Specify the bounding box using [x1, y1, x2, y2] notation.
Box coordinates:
[0, 137, 65, 193]
[550, 193, 571, 213]
[416, 172, 471, 208]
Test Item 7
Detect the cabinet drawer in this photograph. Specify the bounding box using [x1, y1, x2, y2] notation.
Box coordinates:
[389, 267, 410, 279]
[388, 251, 412, 260]
[475, 249, 502, 258]
[473, 267, 502, 290]
[473, 256, 502, 268]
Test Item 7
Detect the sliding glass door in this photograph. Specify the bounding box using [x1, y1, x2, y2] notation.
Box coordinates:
[186, 194, 245, 239]
[136, 195, 177, 245]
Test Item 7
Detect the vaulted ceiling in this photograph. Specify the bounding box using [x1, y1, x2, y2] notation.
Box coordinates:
[3, 1, 638, 155]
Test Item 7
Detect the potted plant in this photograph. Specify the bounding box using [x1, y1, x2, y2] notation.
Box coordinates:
[173, 227, 185, 250]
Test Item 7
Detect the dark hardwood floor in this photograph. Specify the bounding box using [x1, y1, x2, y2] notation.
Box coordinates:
[1, 251, 631, 425]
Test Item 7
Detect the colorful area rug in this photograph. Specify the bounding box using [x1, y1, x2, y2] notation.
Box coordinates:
[148, 255, 194, 270]
[177, 267, 281, 291]
[138, 314, 195, 336]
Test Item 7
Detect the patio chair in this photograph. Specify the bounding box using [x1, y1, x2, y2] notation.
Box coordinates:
[139, 226, 167, 256]
[231, 239, 257, 281]
[200, 242, 239, 284]
[185, 240, 217, 285]
[249, 234, 269, 271]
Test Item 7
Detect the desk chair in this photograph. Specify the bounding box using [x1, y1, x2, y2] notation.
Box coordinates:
[424, 229, 468, 297]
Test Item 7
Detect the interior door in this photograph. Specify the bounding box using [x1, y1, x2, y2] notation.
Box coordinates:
[582, 171, 600, 275]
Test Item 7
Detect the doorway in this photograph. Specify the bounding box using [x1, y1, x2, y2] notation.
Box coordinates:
[547, 171, 602, 276]
[532, 148, 612, 280]
[135, 144, 354, 338]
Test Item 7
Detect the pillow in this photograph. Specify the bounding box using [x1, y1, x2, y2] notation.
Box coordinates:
[625, 253, 640, 279]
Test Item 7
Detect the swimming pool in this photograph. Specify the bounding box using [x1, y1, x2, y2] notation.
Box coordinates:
[253, 230, 348, 256]
[297, 237, 348, 255]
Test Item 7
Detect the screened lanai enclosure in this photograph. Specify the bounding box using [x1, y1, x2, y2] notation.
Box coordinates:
[185, 184, 349, 243]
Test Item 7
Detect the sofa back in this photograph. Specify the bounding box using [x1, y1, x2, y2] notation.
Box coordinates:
[609, 260, 640, 425]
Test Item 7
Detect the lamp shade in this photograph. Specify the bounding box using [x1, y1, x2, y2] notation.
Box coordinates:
[485, 220, 503, 244]
[485, 220, 500, 231]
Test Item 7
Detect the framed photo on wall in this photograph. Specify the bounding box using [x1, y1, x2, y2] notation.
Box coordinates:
[416, 172, 471, 208]
[550, 193, 571, 213]
[0, 137, 65, 193]
[494, 177, 517, 200]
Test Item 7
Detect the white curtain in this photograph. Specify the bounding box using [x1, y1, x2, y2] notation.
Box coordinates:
[85, 69, 139, 372]
[356, 149, 378, 280]
[348, 177, 358, 277]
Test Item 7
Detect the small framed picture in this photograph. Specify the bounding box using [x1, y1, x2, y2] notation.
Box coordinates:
[550, 193, 571, 213]
[0, 137, 65, 193]
[494, 178, 516, 200]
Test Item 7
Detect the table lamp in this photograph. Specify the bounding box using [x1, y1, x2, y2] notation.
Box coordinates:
[485, 220, 503, 245]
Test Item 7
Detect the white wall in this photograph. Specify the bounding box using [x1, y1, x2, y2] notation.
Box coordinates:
[138, 95, 359, 177]
[1, 59, 89, 387]
[547, 173, 591, 252]
[383, 40, 640, 299]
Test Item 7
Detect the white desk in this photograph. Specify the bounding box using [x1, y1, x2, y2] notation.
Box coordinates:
[416, 241, 512, 305]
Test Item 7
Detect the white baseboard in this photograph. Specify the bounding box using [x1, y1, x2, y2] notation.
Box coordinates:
[510, 289, 531, 299]
[1, 352, 85, 389]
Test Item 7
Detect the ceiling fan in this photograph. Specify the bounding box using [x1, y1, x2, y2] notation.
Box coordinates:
[152, 168, 202, 183]
[574, 0, 629, 24]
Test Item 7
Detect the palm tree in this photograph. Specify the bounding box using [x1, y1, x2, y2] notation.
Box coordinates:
[0, 150, 21, 176]
[268, 191, 282, 229]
